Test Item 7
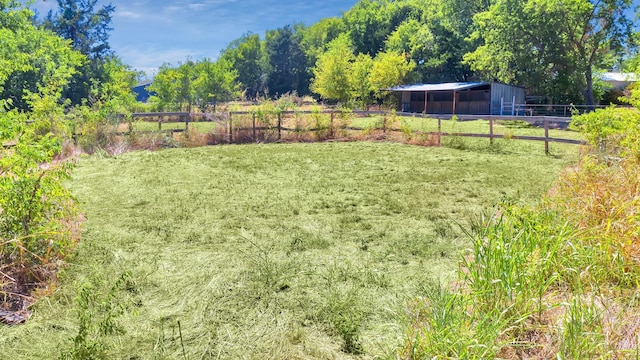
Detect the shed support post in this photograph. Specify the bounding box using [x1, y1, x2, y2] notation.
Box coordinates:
[424, 91, 427, 113]
[452, 90, 457, 115]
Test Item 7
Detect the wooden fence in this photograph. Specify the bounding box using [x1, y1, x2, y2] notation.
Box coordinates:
[11, 110, 576, 153]
[124, 110, 583, 154]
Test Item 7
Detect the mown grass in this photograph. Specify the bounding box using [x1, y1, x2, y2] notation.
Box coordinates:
[132, 120, 219, 133]
[0, 141, 578, 358]
[352, 115, 583, 140]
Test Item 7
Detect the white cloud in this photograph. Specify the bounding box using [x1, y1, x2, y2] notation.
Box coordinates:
[115, 10, 144, 20]
[187, 3, 208, 10]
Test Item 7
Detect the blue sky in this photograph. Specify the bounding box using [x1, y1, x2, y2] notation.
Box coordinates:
[27, 0, 357, 77]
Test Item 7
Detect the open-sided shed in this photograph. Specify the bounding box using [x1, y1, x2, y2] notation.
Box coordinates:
[387, 82, 525, 115]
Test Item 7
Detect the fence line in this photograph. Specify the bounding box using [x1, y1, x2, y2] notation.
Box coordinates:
[65, 110, 585, 154]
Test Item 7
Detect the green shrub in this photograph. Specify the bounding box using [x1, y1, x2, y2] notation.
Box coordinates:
[0, 110, 77, 298]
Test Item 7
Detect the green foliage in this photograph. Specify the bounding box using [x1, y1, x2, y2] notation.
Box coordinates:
[0, 3, 84, 112]
[149, 59, 240, 111]
[465, 0, 633, 105]
[44, 0, 117, 105]
[311, 38, 413, 107]
[350, 53, 374, 108]
[265, 25, 308, 97]
[219, 32, 267, 99]
[298, 17, 346, 67]
[310, 35, 354, 104]
[192, 58, 240, 109]
[369, 51, 416, 101]
[0, 1, 78, 292]
[571, 106, 640, 160]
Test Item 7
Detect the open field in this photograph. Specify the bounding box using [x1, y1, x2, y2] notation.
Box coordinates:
[0, 142, 578, 358]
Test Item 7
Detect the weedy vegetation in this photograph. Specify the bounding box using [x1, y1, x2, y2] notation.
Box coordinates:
[399, 106, 640, 359]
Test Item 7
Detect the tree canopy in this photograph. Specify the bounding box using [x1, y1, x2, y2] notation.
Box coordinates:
[215, 0, 639, 107]
[13, 0, 640, 109]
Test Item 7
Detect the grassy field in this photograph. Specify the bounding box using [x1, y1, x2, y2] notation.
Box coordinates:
[352, 115, 584, 140]
[0, 141, 579, 359]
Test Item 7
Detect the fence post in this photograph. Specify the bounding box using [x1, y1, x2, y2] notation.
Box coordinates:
[330, 111, 335, 138]
[229, 112, 233, 143]
[382, 112, 387, 133]
[489, 117, 494, 145]
[544, 117, 549, 155]
[437, 117, 441, 146]
[184, 113, 190, 138]
[252, 113, 256, 141]
[277, 112, 282, 140]
[158, 118, 162, 131]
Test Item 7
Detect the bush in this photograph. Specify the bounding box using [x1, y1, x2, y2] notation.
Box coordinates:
[1, 110, 78, 316]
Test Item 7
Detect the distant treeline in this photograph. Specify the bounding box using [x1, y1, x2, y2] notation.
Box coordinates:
[148, 0, 638, 110]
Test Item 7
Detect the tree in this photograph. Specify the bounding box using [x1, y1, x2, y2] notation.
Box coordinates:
[369, 51, 416, 101]
[310, 35, 354, 104]
[219, 33, 267, 99]
[147, 64, 184, 111]
[350, 53, 374, 108]
[343, 0, 422, 56]
[147, 61, 196, 111]
[89, 57, 140, 114]
[384, 19, 439, 80]
[464, 0, 634, 105]
[192, 58, 240, 109]
[265, 25, 308, 97]
[0, 1, 83, 115]
[44, 0, 116, 104]
[298, 17, 347, 69]
[561, 0, 634, 106]
[148, 58, 240, 111]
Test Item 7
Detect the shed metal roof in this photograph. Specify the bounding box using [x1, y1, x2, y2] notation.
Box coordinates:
[386, 82, 488, 92]
[600, 72, 638, 82]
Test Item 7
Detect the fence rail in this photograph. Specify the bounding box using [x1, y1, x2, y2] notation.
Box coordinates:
[121, 110, 585, 154]
[8, 110, 585, 153]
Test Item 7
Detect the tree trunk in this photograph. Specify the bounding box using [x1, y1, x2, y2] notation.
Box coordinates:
[583, 67, 595, 110]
